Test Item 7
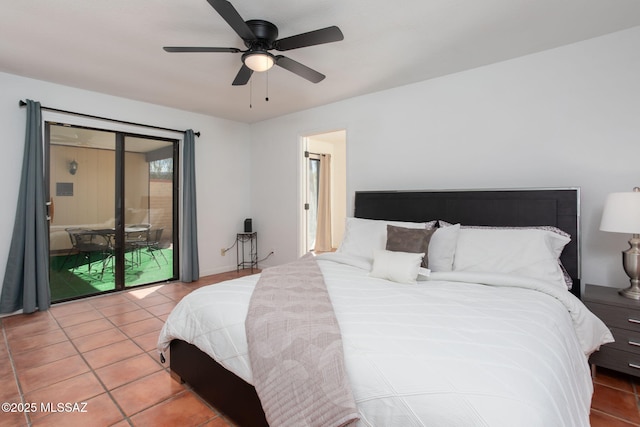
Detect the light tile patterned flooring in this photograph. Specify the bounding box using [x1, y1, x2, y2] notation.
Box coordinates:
[1, 270, 640, 426]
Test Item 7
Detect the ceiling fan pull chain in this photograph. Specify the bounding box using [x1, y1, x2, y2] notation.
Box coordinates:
[265, 71, 269, 102]
[249, 77, 253, 108]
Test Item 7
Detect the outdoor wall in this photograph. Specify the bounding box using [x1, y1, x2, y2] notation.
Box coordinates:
[50, 145, 116, 229]
[48, 146, 152, 252]
[149, 179, 174, 245]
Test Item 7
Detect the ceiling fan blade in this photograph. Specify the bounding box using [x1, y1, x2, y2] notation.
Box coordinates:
[232, 64, 253, 86]
[206, 0, 255, 41]
[275, 56, 325, 83]
[274, 26, 344, 51]
[163, 47, 241, 53]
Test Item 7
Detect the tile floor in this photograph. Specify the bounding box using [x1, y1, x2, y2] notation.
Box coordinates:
[591, 367, 640, 426]
[0, 270, 253, 427]
[1, 270, 640, 427]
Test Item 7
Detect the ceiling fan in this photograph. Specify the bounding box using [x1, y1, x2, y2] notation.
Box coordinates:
[163, 0, 344, 86]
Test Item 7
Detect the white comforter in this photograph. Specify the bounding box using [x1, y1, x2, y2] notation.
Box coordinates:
[158, 253, 613, 427]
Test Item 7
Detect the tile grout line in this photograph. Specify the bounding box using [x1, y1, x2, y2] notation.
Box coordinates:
[149, 284, 238, 426]
[3, 273, 252, 426]
[591, 407, 640, 427]
[48, 284, 215, 424]
[65, 290, 174, 423]
[634, 378, 640, 419]
[106, 285, 224, 425]
[141, 284, 228, 424]
[49, 291, 176, 424]
[137, 282, 238, 425]
[45, 303, 131, 426]
[1, 319, 31, 426]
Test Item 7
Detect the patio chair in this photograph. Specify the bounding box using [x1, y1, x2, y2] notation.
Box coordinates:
[69, 230, 113, 277]
[59, 227, 88, 271]
[137, 228, 167, 268]
[125, 223, 151, 267]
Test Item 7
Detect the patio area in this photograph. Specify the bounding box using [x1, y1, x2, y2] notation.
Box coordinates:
[49, 248, 174, 302]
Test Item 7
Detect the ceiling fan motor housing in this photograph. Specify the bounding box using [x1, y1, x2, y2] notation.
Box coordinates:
[244, 19, 278, 49]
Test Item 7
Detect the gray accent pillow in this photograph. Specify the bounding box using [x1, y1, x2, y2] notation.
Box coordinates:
[386, 225, 436, 268]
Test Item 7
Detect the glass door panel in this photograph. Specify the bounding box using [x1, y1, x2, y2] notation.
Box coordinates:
[48, 125, 117, 301]
[48, 124, 178, 302]
[123, 136, 176, 287]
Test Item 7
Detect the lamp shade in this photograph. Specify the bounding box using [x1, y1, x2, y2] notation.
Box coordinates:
[243, 51, 275, 72]
[600, 190, 640, 234]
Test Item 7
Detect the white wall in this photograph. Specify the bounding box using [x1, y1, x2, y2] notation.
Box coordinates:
[0, 72, 251, 294]
[3, 25, 639, 295]
[250, 26, 640, 291]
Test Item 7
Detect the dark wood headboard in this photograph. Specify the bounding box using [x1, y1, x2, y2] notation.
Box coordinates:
[354, 188, 581, 298]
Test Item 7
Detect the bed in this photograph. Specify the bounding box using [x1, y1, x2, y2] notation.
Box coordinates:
[157, 188, 613, 426]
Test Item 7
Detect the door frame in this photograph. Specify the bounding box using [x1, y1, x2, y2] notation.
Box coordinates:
[44, 114, 181, 300]
[298, 129, 347, 256]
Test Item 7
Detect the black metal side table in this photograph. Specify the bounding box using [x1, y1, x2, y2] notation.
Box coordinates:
[236, 232, 257, 272]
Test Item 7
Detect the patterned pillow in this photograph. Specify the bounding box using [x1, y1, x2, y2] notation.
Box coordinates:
[386, 225, 435, 268]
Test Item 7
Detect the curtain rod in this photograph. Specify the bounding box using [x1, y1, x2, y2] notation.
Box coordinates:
[304, 150, 328, 157]
[19, 100, 200, 137]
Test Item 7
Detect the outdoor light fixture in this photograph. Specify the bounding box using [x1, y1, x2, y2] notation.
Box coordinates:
[242, 50, 275, 72]
[69, 159, 78, 175]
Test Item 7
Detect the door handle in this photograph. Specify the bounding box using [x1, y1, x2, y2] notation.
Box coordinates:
[46, 198, 54, 222]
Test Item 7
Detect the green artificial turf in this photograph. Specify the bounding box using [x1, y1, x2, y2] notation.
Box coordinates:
[49, 248, 174, 302]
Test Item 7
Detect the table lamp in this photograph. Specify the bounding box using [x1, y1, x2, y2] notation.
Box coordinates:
[600, 187, 640, 299]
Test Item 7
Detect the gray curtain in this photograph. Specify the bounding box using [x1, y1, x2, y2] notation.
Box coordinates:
[1, 100, 50, 314]
[181, 129, 199, 282]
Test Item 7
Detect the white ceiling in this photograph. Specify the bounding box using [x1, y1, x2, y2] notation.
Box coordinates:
[2, 0, 640, 124]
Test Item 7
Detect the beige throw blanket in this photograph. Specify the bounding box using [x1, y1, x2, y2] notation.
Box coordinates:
[245, 254, 359, 427]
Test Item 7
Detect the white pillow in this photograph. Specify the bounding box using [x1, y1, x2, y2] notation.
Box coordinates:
[370, 250, 425, 284]
[452, 227, 570, 289]
[428, 224, 460, 272]
[337, 217, 435, 260]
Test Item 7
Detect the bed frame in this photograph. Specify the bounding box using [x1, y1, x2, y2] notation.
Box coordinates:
[169, 188, 581, 426]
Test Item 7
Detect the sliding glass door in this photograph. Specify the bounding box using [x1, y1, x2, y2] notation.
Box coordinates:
[47, 123, 178, 302]
[122, 135, 177, 288]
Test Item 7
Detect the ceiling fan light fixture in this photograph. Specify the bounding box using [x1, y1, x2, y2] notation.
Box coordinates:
[243, 51, 275, 72]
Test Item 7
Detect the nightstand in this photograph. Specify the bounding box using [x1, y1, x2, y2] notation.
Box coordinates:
[583, 284, 640, 377]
